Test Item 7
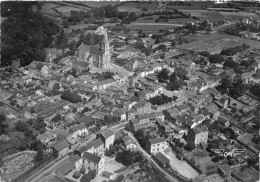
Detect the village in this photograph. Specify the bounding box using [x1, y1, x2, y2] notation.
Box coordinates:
[0, 1, 260, 182]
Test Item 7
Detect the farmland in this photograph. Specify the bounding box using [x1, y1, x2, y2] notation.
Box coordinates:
[77, 1, 122, 8]
[136, 15, 197, 24]
[219, 11, 260, 21]
[55, 6, 83, 17]
[117, 2, 158, 14]
[179, 33, 260, 54]
[33, 2, 60, 17]
[180, 9, 226, 22]
[127, 22, 184, 31]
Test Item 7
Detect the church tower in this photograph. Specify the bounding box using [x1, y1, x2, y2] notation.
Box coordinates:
[101, 29, 111, 69]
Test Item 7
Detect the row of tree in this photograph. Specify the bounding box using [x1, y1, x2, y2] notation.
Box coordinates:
[221, 44, 250, 56]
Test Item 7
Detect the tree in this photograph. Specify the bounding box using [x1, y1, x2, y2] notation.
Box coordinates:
[0, 113, 8, 134]
[88, 169, 96, 179]
[184, 142, 195, 151]
[53, 83, 60, 90]
[199, 51, 210, 57]
[61, 90, 82, 103]
[73, 171, 82, 179]
[209, 54, 225, 64]
[34, 148, 44, 162]
[157, 68, 169, 83]
[247, 158, 257, 166]
[80, 173, 92, 182]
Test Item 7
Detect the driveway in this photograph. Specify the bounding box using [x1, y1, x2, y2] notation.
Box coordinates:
[128, 132, 179, 182]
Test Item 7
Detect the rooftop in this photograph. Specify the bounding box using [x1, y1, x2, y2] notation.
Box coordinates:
[82, 151, 102, 164]
[101, 129, 115, 139]
[150, 137, 166, 145]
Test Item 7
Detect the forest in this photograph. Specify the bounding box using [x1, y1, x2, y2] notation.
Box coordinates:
[1, 2, 60, 66]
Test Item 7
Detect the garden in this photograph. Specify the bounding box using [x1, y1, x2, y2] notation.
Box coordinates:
[1, 151, 37, 182]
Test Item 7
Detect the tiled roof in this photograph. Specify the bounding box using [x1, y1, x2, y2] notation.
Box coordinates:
[78, 116, 95, 126]
[82, 152, 101, 163]
[150, 137, 166, 145]
[154, 152, 170, 165]
[79, 142, 94, 154]
[101, 129, 115, 139]
[68, 124, 86, 134]
[53, 141, 69, 151]
[56, 160, 75, 176]
[122, 136, 135, 146]
[92, 138, 104, 149]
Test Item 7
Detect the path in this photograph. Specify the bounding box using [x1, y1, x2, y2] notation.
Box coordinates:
[127, 132, 179, 182]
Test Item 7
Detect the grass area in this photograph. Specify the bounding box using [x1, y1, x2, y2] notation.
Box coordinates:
[179, 33, 260, 54]
[195, 156, 217, 173]
[127, 23, 183, 31]
[233, 167, 259, 182]
[64, 23, 96, 33]
[78, 1, 121, 8]
[55, 6, 83, 17]
[37, 2, 60, 17]
[219, 11, 260, 20]
[118, 2, 158, 12]
[180, 9, 226, 22]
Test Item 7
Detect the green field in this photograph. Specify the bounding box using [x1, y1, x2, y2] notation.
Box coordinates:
[127, 22, 184, 31]
[180, 9, 226, 21]
[34, 3, 60, 17]
[219, 11, 260, 20]
[78, 1, 121, 8]
[55, 6, 83, 17]
[179, 33, 260, 54]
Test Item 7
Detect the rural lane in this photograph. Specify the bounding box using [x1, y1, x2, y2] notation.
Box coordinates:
[128, 132, 179, 182]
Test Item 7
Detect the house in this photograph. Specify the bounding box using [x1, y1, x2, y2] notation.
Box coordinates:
[37, 130, 57, 145]
[82, 152, 105, 174]
[100, 129, 115, 149]
[176, 104, 190, 113]
[56, 159, 75, 176]
[146, 137, 169, 155]
[218, 115, 230, 127]
[215, 97, 229, 109]
[219, 69, 236, 79]
[53, 141, 70, 158]
[122, 136, 137, 150]
[126, 109, 136, 121]
[217, 165, 231, 180]
[113, 108, 127, 121]
[132, 101, 152, 115]
[92, 138, 104, 156]
[137, 114, 153, 124]
[53, 128, 71, 142]
[153, 152, 170, 168]
[187, 125, 208, 147]
[68, 124, 88, 141]
[209, 109, 220, 120]
[72, 154, 82, 170]
[78, 116, 96, 128]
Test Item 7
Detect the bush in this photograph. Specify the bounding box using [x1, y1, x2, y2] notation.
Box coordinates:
[73, 171, 82, 179]
[80, 166, 86, 174]
[209, 54, 225, 64]
[61, 90, 82, 103]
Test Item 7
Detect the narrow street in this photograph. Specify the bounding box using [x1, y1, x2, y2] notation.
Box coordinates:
[128, 132, 179, 182]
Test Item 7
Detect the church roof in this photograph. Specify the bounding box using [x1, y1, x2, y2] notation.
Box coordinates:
[78, 44, 105, 56]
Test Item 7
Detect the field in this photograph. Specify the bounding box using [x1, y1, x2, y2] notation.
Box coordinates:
[179, 33, 260, 54]
[78, 1, 121, 8]
[35, 3, 60, 17]
[166, 1, 216, 10]
[136, 15, 197, 24]
[233, 167, 259, 182]
[127, 22, 184, 31]
[180, 9, 226, 22]
[163, 151, 199, 179]
[219, 11, 260, 21]
[64, 23, 96, 33]
[55, 6, 84, 17]
[1, 151, 36, 182]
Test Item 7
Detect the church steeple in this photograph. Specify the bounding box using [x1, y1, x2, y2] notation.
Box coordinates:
[102, 29, 109, 54]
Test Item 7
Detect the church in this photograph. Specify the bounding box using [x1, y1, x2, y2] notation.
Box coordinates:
[78, 27, 111, 69]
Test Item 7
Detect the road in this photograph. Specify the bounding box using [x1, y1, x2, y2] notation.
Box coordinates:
[127, 132, 178, 182]
[28, 134, 96, 182]
[27, 121, 128, 182]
